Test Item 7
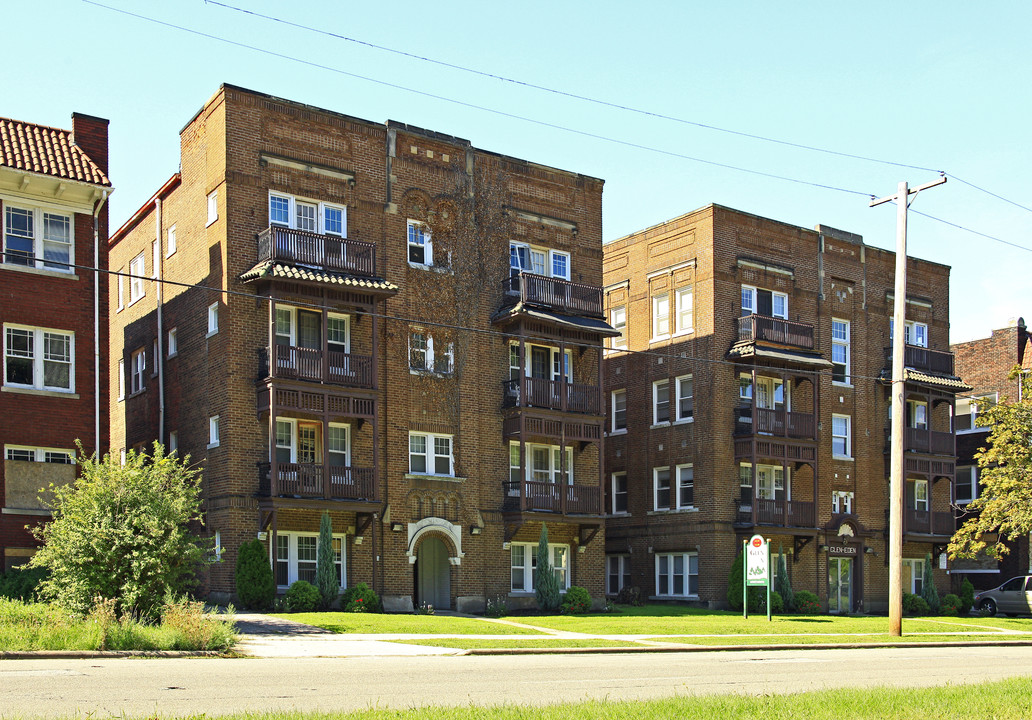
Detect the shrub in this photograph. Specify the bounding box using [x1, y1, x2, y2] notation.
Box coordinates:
[161, 595, 236, 651]
[414, 602, 435, 615]
[903, 592, 931, 616]
[0, 566, 48, 602]
[560, 586, 592, 615]
[616, 586, 644, 607]
[485, 596, 509, 618]
[921, 553, 940, 614]
[766, 589, 784, 614]
[726, 552, 764, 611]
[535, 525, 560, 611]
[941, 593, 962, 617]
[315, 513, 338, 610]
[284, 581, 321, 612]
[234, 539, 275, 610]
[959, 578, 975, 615]
[775, 549, 794, 611]
[793, 590, 822, 615]
[340, 582, 381, 613]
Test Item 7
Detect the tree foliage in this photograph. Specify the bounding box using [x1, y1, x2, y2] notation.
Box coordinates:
[921, 552, 940, 613]
[775, 547, 795, 611]
[535, 524, 560, 611]
[316, 512, 338, 609]
[949, 370, 1032, 561]
[29, 444, 209, 618]
[235, 539, 275, 610]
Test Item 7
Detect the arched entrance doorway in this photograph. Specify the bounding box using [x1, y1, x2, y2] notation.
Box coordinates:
[415, 536, 451, 610]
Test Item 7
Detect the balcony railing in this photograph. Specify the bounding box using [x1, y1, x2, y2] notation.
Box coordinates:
[904, 508, 954, 536]
[883, 427, 956, 456]
[503, 272, 603, 318]
[735, 406, 816, 440]
[883, 344, 955, 375]
[502, 480, 601, 515]
[257, 226, 377, 277]
[502, 377, 600, 414]
[736, 498, 816, 528]
[258, 462, 376, 501]
[737, 314, 815, 350]
[259, 345, 374, 388]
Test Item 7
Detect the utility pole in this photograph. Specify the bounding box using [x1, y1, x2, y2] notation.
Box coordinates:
[870, 175, 946, 637]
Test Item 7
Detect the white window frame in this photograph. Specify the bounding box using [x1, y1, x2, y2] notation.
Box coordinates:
[609, 305, 627, 351]
[609, 472, 628, 515]
[511, 442, 573, 485]
[167, 328, 178, 358]
[166, 225, 177, 257]
[651, 292, 670, 340]
[676, 463, 695, 509]
[117, 272, 124, 311]
[4, 445, 74, 464]
[741, 284, 788, 319]
[956, 465, 978, 505]
[956, 393, 996, 433]
[2, 202, 74, 273]
[653, 466, 672, 511]
[892, 319, 929, 348]
[549, 249, 571, 281]
[408, 330, 453, 375]
[606, 555, 631, 596]
[675, 374, 694, 423]
[611, 389, 627, 433]
[652, 379, 670, 425]
[655, 552, 699, 598]
[207, 302, 219, 337]
[407, 220, 433, 267]
[117, 358, 125, 401]
[832, 414, 851, 459]
[509, 241, 569, 281]
[130, 347, 146, 395]
[832, 318, 850, 385]
[903, 557, 925, 595]
[674, 286, 694, 335]
[268, 192, 347, 237]
[272, 531, 346, 591]
[152, 239, 160, 279]
[206, 190, 218, 226]
[510, 542, 570, 594]
[910, 478, 929, 511]
[3, 324, 74, 393]
[129, 253, 146, 304]
[208, 416, 220, 449]
[832, 490, 854, 515]
[168, 431, 178, 455]
[409, 431, 454, 477]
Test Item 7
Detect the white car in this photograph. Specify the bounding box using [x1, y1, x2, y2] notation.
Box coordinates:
[974, 576, 1032, 616]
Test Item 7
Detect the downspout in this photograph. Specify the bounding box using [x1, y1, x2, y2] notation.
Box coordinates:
[93, 189, 110, 455]
[155, 199, 166, 443]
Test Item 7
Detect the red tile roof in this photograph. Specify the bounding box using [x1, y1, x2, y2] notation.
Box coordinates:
[0, 117, 110, 187]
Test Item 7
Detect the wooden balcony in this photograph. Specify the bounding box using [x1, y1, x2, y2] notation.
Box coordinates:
[737, 314, 815, 350]
[259, 345, 374, 388]
[904, 508, 955, 536]
[503, 272, 603, 318]
[884, 344, 955, 375]
[883, 427, 956, 456]
[736, 498, 816, 528]
[502, 480, 601, 515]
[502, 378, 600, 415]
[258, 462, 377, 502]
[735, 406, 816, 440]
[257, 226, 377, 277]
[502, 415, 602, 443]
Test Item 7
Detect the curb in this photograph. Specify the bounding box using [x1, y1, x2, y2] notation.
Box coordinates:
[0, 650, 224, 660]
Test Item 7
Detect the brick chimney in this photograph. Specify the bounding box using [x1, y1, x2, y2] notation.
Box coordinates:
[70, 112, 109, 177]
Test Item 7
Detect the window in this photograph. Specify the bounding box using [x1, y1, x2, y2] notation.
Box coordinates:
[653, 467, 671, 510]
[611, 389, 627, 433]
[4, 325, 73, 392]
[956, 465, 980, 505]
[509, 242, 569, 281]
[607, 555, 631, 595]
[832, 414, 851, 458]
[207, 303, 219, 336]
[130, 348, 146, 394]
[832, 319, 850, 384]
[655, 552, 699, 597]
[268, 193, 347, 236]
[609, 472, 628, 514]
[509, 442, 573, 485]
[906, 399, 928, 430]
[609, 306, 627, 351]
[5, 446, 73, 463]
[955, 394, 996, 432]
[675, 374, 694, 422]
[208, 416, 220, 448]
[675, 286, 694, 334]
[274, 419, 350, 467]
[168, 431, 178, 455]
[117, 273, 124, 311]
[274, 531, 345, 589]
[167, 328, 178, 357]
[409, 432, 453, 476]
[908, 478, 929, 511]
[651, 293, 670, 340]
[741, 285, 788, 319]
[3, 204, 73, 272]
[832, 490, 854, 515]
[117, 358, 125, 400]
[129, 253, 146, 303]
[653, 379, 670, 425]
[891, 319, 928, 347]
[677, 464, 694, 508]
[166, 225, 177, 257]
[206, 190, 218, 226]
[151, 341, 159, 376]
[407, 220, 433, 266]
[740, 463, 789, 501]
[152, 239, 160, 279]
[550, 251, 570, 280]
[408, 331, 453, 374]
[902, 558, 925, 595]
[655, 465, 693, 511]
[510, 542, 570, 593]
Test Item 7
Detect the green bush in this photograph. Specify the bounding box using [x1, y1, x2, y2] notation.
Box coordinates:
[284, 580, 321, 612]
[234, 539, 275, 610]
[616, 586, 644, 607]
[485, 596, 509, 618]
[0, 566, 48, 602]
[921, 553, 940, 614]
[340, 582, 381, 613]
[775, 550, 794, 611]
[315, 512, 338, 610]
[535, 525, 561, 611]
[793, 590, 822, 615]
[903, 592, 931, 616]
[726, 552, 764, 611]
[959, 578, 975, 615]
[160, 595, 237, 651]
[560, 586, 592, 615]
[766, 589, 784, 614]
[941, 593, 962, 617]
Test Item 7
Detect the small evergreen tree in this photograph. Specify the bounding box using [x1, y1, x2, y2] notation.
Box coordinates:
[726, 551, 764, 611]
[235, 539, 275, 610]
[776, 546, 795, 611]
[315, 512, 338, 609]
[535, 524, 560, 611]
[959, 577, 976, 615]
[921, 552, 940, 614]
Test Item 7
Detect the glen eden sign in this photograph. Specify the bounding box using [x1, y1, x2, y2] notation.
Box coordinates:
[743, 534, 771, 621]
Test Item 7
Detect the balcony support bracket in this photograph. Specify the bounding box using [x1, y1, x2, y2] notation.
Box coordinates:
[578, 523, 600, 547]
[504, 522, 521, 543]
[260, 510, 276, 532]
[793, 535, 813, 560]
[355, 512, 374, 538]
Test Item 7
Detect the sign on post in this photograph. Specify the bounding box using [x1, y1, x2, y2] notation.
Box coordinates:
[743, 534, 771, 621]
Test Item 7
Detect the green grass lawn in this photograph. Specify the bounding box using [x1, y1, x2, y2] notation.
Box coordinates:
[652, 633, 1026, 646]
[269, 612, 538, 635]
[391, 638, 646, 649]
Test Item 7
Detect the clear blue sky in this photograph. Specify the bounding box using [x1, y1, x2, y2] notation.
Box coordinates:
[8, 0, 1029, 343]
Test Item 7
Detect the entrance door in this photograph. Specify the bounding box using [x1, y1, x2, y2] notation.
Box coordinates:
[416, 537, 450, 610]
[828, 557, 853, 614]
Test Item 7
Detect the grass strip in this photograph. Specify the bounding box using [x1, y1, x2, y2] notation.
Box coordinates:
[269, 613, 538, 635]
[648, 633, 1026, 646]
[389, 638, 644, 649]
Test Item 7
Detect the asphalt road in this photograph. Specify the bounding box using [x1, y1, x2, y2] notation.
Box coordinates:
[3, 645, 1032, 717]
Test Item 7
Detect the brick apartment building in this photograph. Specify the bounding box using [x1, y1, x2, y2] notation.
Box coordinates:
[1, 113, 111, 570]
[602, 205, 969, 612]
[109, 85, 612, 610]
[950, 318, 1031, 589]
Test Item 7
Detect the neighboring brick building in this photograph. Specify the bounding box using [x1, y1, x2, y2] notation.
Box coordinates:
[109, 85, 611, 610]
[602, 205, 969, 612]
[0, 113, 111, 570]
[950, 318, 1032, 589]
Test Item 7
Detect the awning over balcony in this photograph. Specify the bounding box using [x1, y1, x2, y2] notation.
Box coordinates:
[901, 368, 972, 392]
[240, 261, 398, 295]
[726, 341, 832, 368]
[492, 302, 621, 337]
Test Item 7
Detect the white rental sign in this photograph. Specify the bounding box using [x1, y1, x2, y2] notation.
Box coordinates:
[746, 534, 769, 586]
